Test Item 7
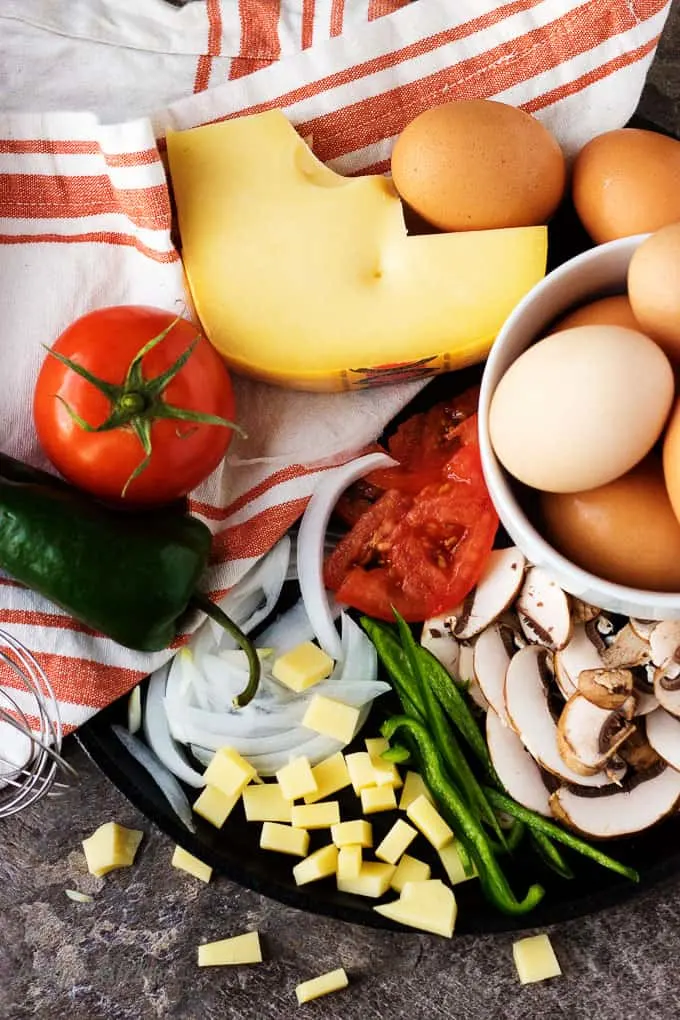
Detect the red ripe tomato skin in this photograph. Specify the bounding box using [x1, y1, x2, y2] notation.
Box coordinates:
[33, 306, 237, 507]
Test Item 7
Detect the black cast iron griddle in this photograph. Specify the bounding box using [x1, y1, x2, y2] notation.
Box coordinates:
[77, 115, 680, 935]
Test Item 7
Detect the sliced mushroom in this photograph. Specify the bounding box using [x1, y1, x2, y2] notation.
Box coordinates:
[617, 722, 660, 772]
[650, 620, 680, 669]
[645, 708, 680, 771]
[421, 615, 459, 676]
[630, 618, 657, 641]
[486, 709, 551, 817]
[453, 547, 526, 640]
[516, 567, 572, 650]
[631, 666, 659, 717]
[550, 764, 680, 838]
[556, 693, 636, 776]
[554, 624, 604, 701]
[600, 623, 651, 670]
[458, 642, 488, 710]
[504, 645, 624, 788]
[473, 622, 517, 723]
[653, 671, 680, 719]
[578, 667, 634, 710]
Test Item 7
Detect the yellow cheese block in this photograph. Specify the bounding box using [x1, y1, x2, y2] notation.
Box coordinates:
[293, 844, 339, 886]
[406, 794, 453, 850]
[513, 935, 562, 984]
[290, 801, 341, 830]
[193, 784, 240, 828]
[304, 752, 351, 804]
[331, 819, 373, 849]
[171, 845, 213, 883]
[337, 845, 363, 880]
[296, 968, 349, 1004]
[82, 822, 143, 878]
[302, 695, 360, 744]
[361, 784, 397, 815]
[260, 822, 310, 858]
[390, 854, 431, 893]
[336, 861, 396, 898]
[198, 931, 262, 967]
[374, 880, 457, 938]
[438, 841, 478, 886]
[375, 819, 418, 865]
[203, 747, 257, 797]
[398, 771, 433, 811]
[167, 111, 547, 392]
[272, 642, 334, 692]
[276, 756, 317, 801]
[242, 783, 293, 823]
[365, 737, 402, 789]
[345, 751, 378, 795]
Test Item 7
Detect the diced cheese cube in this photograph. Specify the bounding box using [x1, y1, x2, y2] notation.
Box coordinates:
[193, 785, 240, 828]
[290, 801, 340, 830]
[337, 862, 396, 898]
[390, 854, 431, 893]
[272, 641, 334, 692]
[242, 783, 292, 823]
[399, 771, 434, 811]
[304, 752, 351, 804]
[337, 845, 363, 880]
[365, 737, 402, 789]
[293, 844, 338, 886]
[438, 841, 478, 886]
[360, 784, 397, 815]
[171, 845, 212, 883]
[198, 931, 262, 967]
[302, 695, 360, 744]
[345, 752, 377, 794]
[513, 935, 562, 985]
[331, 819, 373, 849]
[203, 747, 257, 797]
[276, 756, 317, 801]
[406, 794, 453, 850]
[364, 737, 390, 758]
[260, 822, 310, 858]
[374, 880, 457, 938]
[295, 968, 348, 1004]
[82, 822, 143, 878]
[375, 819, 418, 865]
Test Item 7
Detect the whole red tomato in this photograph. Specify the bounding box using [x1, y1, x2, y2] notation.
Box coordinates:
[33, 306, 240, 506]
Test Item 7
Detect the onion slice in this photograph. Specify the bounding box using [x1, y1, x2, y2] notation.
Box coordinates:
[209, 536, 291, 647]
[143, 665, 206, 788]
[111, 724, 196, 832]
[296, 452, 396, 658]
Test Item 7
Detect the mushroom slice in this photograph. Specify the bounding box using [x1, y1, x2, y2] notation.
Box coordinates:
[457, 641, 488, 710]
[554, 624, 604, 701]
[629, 666, 659, 716]
[453, 547, 526, 640]
[486, 709, 551, 817]
[649, 621, 680, 692]
[578, 667, 634, 710]
[645, 709, 680, 771]
[504, 645, 624, 788]
[556, 693, 636, 776]
[550, 764, 680, 838]
[601, 623, 651, 670]
[630, 618, 657, 641]
[421, 615, 459, 677]
[653, 671, 680, 719]
[618, 722, 661, 772]
[516, 567, 572, 651]
[473, 622, 517, 723]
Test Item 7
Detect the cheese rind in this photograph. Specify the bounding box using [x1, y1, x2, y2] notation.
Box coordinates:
[198, 931, 262, 966]
[276, 757, 317, 801]
[406, 794, 453, 850]
[82, 822, 143, 877]
[290, 801, 341, 830]
[171, 845, 213, 883]
[375, 819, 418, 865]
[295, 968, 348, 1004]
[203, 747, 257, 797]
[242, 783, 293, 823]
[390, 854, 431, 893]
[304, 752, 351, 804]
[302, 696, 360, 744]
[374, 880, 457, 938]
[272, 642, 334, 692]
[193, 785, 240, 828]
[293, 844, 339, 886]
[260, 822, 310, 858]
[513, 935, 562, 984]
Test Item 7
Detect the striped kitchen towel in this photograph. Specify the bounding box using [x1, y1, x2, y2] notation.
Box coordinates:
[0, 0, 672, 739]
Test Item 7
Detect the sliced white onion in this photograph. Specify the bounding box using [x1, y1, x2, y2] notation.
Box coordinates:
[209, 536, 291, 648]
[296, 452, 397, 659]
[143, 666, 205, 788]
[127, 685, 142, 735]
[258, 597, 340, 656]
[111, 724, 196, 832]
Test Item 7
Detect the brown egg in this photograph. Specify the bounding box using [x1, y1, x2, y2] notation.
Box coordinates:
[391, 99, 566, 231]
[628, 224, 680, 362]
[663, 398, 680, 526]
[550, 294, 641, 333]
[540, 459, 680, 591]
[572, 128, 680, 243]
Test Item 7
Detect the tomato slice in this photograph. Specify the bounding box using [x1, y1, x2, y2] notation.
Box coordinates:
[324, 489, 413, 592]
[332, 476, 388, 528]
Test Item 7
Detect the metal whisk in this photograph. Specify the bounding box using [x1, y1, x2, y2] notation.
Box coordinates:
[0, 628, 75, 818]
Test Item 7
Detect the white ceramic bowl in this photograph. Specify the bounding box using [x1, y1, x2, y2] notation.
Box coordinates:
[478, 232, 680, 622]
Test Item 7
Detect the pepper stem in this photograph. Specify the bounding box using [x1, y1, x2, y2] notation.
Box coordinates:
[190, 594, 261, 708]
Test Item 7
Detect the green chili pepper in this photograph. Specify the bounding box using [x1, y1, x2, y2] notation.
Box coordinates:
[380, 744, 411, 764]
[530, 832, 574, 881]
[484, 787, 639, 883]
[382, 715, 545, 916]
[0, 453, 260, 705]
[361, 617, 426, 720]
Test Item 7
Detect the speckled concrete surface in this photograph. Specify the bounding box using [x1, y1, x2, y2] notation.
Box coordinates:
[2, 7, 680, 1019]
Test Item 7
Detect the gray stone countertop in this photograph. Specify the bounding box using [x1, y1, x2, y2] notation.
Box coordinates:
[2, 8, 680, 1019]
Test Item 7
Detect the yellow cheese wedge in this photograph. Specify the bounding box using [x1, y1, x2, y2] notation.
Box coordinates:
[406, 794, 453, 850]
[337, 845, 363, 880]
[242, 783, 293, 823]
[203, 747, 257, 797]
[375, 819, 418, 865]
[398, 771, 433, 811]
[260, 822, 310, 858]
[198, 931, 262, 966]
[272, 641, 334, 692]
[293, 844, 339, 886]
[302, 696, 360, 744]
[171, 845, 213, 883]
[82, 822, 143, 878]
[390, 854, 431, 893]
[276, 756, 317, 801]
[193, 785, 241, 828]
[296, 968, 349, 1004]
[304, 752, 351, 804]
[331, 819, 373, 848]
[337, 862, 396, 898]
[513, 934, 562, 984]
[374, 880, 457, 938]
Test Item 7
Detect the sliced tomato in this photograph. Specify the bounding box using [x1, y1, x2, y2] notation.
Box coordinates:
[332, 476, 388, 528]
[324, 489, 413, 591]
